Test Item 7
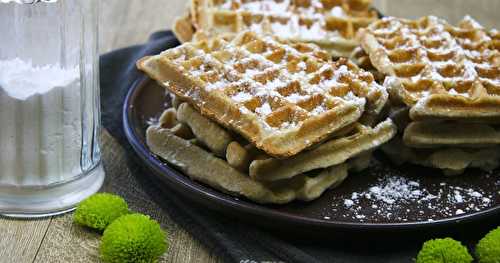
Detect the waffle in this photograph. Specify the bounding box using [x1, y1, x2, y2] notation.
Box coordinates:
[173, 13, 196, 43]
[138, 31, 388, 157]
[174, 101, 395, 177]
[176, 102, 233, 156]
[185, 0, 378, 57]
[382, 138, 500, 176]
[403, 121, 500, 148]
[383, 105, 500, 174]
[249, 119, 396, 181]
[146, 102, 390, 203]
[348, 150, 372, 172]
[147, 125, 349, 204]
[359, 16, 500, 122]
[350, 47, 386, 87]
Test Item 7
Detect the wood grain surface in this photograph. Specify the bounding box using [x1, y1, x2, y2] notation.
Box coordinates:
[0, 0, 498, 262]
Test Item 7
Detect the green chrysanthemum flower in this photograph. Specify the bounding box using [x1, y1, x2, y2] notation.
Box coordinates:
[100, 213, 167, 263]
[476, 227, 500, 263]
[73, 193, 129, 231]
[416, 237, 473, 263]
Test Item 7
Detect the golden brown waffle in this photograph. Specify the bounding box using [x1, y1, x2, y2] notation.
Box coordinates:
[146, 103, 385, 204]
[383, 105, 500, 174]
[403, 121, 500, 148]
[172, 102, 394, 181]
[172, 103, 396, 179]
[147, 125, 349, 204]
[349, 46, 384, 82]
[187, 0, 378, 57]
[138, 31, 387, 157]
[176, 102, 233, 156]
[249, 119, 396, 181]
[173, 13, 196, 43]
[382, 138, 500, 176]
[350, 46, 373, 70]
[145, 93, 396, 202]
[359, 16, 500, 122]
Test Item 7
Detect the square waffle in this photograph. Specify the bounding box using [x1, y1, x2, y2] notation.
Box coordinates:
[382, 137, 500, 176]
[146, 98, 395, 203]
[147, 110, 350, 204]
[249, 118, 396, 181]
[138, 31, 387, 158]
[403, 121, 500, 148]
[186, 0, 378, 57]
[385, 102, 500, 175]
[359, 16, 500, 122]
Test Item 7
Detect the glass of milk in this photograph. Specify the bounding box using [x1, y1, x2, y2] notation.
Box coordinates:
[0, 0, 105, 217]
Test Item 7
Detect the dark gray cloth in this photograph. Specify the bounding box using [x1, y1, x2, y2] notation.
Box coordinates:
[99, 31, 491, 263]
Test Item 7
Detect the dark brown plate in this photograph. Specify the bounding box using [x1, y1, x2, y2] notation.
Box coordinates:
[124, 76, 500, 237]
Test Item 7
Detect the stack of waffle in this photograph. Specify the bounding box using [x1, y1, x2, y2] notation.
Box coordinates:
[138, 31, 396, 204]
[173, 0, 379, 57]
[357, 15, 500, 175]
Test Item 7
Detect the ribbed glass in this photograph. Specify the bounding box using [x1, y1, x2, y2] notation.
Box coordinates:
[0, 0, 104, 217]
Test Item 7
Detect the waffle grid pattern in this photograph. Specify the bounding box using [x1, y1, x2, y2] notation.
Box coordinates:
[139, 32, 386, 157]
[360, 16, 500, 119]
[191, 0, 378, 56]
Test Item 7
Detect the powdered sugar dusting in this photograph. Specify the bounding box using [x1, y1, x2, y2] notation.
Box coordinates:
[330, 6, 345, 17]
[368, 15, 499, 100]
[232, 92, 252, 102]
[162, 26, 383, 137]
[215, 0, 371, 43]
[321, 161, 499, 223]
[255, 102, 272, 116]
[286, 93, 309, 103]
[207, 80, 229, 91]
[146, 117, 159, 126]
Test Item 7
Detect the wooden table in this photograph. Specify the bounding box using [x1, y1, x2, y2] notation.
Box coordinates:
[1, 1, 498, 262]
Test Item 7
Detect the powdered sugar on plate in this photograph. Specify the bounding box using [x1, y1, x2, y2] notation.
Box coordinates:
[344, 176, 433, 206]
[321, 161, 499, 223]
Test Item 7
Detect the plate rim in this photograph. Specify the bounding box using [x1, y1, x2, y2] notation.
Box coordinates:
[123, 75, 500, 232]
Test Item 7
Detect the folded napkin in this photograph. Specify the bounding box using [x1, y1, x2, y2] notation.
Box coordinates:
[100, 31, 496, 263]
